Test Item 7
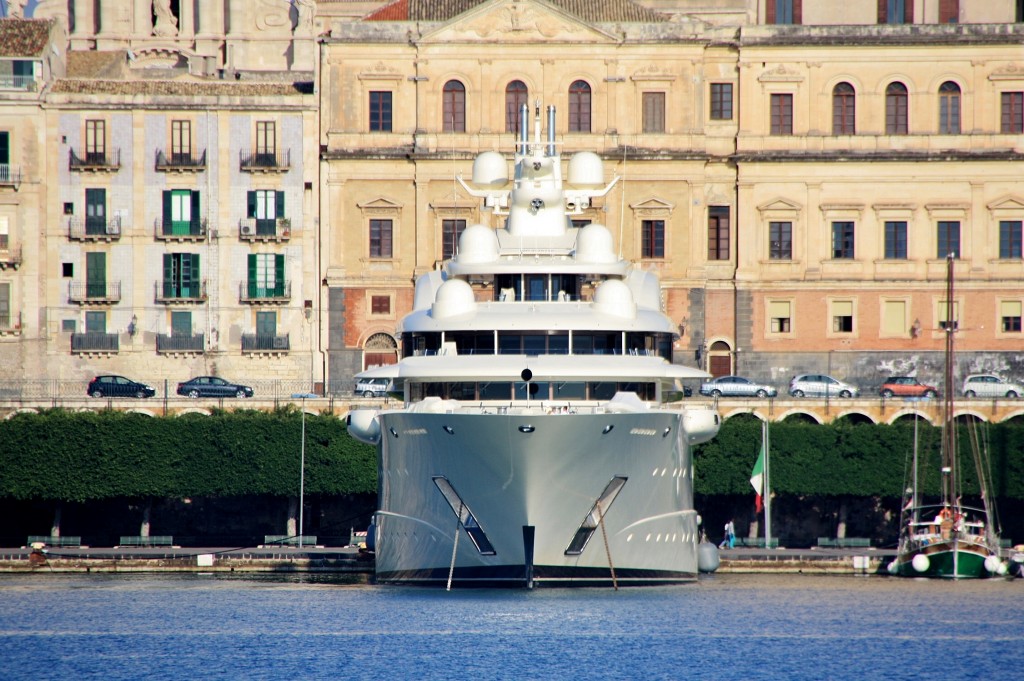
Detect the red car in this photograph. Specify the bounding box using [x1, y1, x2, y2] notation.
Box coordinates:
[879, 377, 938, 398]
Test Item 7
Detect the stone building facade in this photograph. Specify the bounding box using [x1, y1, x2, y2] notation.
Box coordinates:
[3, 0, 1024, 397]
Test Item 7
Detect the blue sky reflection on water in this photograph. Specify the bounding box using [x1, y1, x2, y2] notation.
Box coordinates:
[0, 573, 1021, 680]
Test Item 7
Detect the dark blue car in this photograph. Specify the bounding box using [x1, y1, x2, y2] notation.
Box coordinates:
[177, 376, 254, 399]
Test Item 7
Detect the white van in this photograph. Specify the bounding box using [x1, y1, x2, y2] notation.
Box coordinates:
[355, 377, 391, 398]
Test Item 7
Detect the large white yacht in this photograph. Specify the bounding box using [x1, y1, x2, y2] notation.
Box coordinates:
[348, 104, 719, 587]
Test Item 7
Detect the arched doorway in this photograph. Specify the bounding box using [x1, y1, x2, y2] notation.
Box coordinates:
[364, 332, 398, 369]
[708, 340, 732, 377]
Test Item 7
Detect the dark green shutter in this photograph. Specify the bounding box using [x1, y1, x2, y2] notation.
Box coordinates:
[276, 191, 285, 218]
[87, 252, 106, 299]
[0, 132, 8, 165]
[162, 191, 172, 235]
[247, 253, 258, 298]
[163, 254, 174, 298]
[275, 254, 285, 297]
[191, 191, 201, 233]
[247, 191, 256, 218]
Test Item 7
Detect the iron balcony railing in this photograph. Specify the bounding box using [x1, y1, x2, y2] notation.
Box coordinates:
[153, 216, 208, 240]
[0, 311, 21, 332]
[154, 149, 207, 171]
[71, 332, 119, 353]
[239, 280, 291, 303]
[0, 164, 22, 187]
[69, 148, 121, 171]
[239, 148, 290, 171]
[0, 244, 22, 268]
[239, 217, 290, 241]
[154, 279, 207, 303]
[68, 215, 122, 240]
[156, 333, 205, 353]
[241, 333, 290, 352]
[68, 280, 122, 303]
[0, 74, 37, 90]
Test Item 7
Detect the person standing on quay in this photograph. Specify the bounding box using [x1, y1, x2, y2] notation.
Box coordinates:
[720, 519, 735, 549]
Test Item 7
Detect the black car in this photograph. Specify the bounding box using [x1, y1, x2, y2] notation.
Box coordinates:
[177, 376, 254, 399]
[87, 375, 156, 399]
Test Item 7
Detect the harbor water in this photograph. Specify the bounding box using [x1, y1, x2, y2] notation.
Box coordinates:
[0, 573, 1021, 680]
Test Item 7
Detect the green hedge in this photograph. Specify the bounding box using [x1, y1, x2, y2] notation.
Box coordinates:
[1, 410, 1021, 502]
[694, 415, 1024, 500]
[0, 408, 376, 502]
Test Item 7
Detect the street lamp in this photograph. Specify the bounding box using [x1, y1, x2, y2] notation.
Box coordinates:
[292, 392, 319, 548]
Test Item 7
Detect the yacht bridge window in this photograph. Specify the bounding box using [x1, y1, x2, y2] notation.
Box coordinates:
[410, 381, 656, 402]
[401, 331, 672, 359]
[495, 273, 580, 302]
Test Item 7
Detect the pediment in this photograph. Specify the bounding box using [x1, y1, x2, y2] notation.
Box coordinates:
[358, 197, 404, 213]
[757, 198, 803, 213]
[419, 0, 618, 45]
[629, 197, 675, 213]
[986, 195, 1024, 212]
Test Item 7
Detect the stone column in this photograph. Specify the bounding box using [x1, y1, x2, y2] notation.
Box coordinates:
[69, 0, 95, 50]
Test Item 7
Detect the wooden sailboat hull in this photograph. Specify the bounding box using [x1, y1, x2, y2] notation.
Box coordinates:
[895, 539, 993, 579]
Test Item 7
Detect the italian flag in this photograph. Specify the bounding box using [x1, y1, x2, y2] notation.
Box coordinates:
[750, 444, 765, 513]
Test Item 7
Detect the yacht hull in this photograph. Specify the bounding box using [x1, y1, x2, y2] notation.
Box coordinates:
[895, 538, 993, 579]
[373, 409, 700, 587]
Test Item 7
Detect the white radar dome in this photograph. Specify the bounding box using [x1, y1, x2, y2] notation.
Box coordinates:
[593, 279, 636, 319]
[456, 224, 499, 264]
[567, 151, 604, 187]
[472, 151, 508, 186]
[576, 223, 617, 264]
[431, 278, 477, 319]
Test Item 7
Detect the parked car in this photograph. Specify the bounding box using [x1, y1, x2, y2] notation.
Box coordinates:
[879, 377, 938, 398]
[962, 373, 1024, 398]
[789, 374, 859, 398]
[355, 377, 392, 398]
[176, 376, 254, 398]
[700, 375, 778, 398]
[87, 375, 156, 399]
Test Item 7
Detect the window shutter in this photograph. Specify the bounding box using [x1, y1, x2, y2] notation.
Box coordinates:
[247, 191, 256, 218]
[162, 253, 173, 298]
[162, 191, 172, 225]
[769, 301, 790, 318]
[766, 0, 776, 23]
[247, 253, 257, 298]
[1001, 301, 1022, 317]
[882, 301, 905, 335]
[276, 191, 285, 219]
[191, 191, 201, 229]
[275, 254, 285, 296]
[0, 132, 8, 165]
[833, 301, 853, 317]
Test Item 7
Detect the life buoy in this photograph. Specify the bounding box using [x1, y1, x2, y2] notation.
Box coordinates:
[939, 508, 953, 521]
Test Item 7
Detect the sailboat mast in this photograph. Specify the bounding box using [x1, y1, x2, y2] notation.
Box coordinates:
[942, 254, 956, 507]
[764, 419, 771, 547]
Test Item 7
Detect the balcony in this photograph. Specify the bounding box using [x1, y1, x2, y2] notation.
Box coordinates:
[0, 73, 37, 91]
[154, 280, 208, 304]
[0, 311, 21, 336]
[239, 217, 290, 243]
[71, 332, 119, 354]
[239, 149, 290, 173]
[156, 333, 205, 355]
[0, 244, 22, 270]
[154, 217, 208, 242]
[68, 216, 121, 241]
[69, 148, 121, 172]
[68, 280, 122, 305]
[241, 333, 290, 354]
[239, 280, 291, 304]
[0, 164, 22, 189]
[155, 149, 207, 172]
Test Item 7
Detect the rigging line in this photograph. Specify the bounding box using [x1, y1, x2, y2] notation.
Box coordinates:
[595, 498, 618, 591]
[618, 144, 627, 261]
[447, 500, 463, 591]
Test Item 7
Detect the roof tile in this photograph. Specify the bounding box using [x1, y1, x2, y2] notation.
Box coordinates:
[0, 18, 53, 58]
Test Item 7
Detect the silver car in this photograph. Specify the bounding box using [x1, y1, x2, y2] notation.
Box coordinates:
[789, 374, 859, 398]
[962, 374, 1024, 398]
[699, 375, 778, 398]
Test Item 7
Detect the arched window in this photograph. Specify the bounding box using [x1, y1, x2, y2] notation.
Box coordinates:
[832, 82, 855, 135]
[886, 82, 908, 134]
[442, 80, 466, 132]
[505, 80, 528, 133]
[938, 81, 961, 134]
[568, 80, 591, 133]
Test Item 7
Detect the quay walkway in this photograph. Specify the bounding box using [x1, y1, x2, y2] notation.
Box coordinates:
[0, 545, 899, 576]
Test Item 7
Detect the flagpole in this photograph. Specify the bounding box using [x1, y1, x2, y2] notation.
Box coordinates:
[764, 420, 771, 548]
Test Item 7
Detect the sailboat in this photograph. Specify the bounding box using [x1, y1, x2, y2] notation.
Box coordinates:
[889, 255, 1005, 578]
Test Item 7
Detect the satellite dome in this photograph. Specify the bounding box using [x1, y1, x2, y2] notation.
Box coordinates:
[472, 151, 508, 186]
[567, 151, 604, 187]
[431, 278, 477, 319]
[456, 224, 499, 264]
[593, 279, 636, 318]
[576, 223, 617, 264]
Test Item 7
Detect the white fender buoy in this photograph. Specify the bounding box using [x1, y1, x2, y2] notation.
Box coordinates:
[984, 555, 1000, 573]
[887, 561, 898, 575]
[698, 540, 720, 573]
[997, 562, 1008, 577]
[912, 554, 930, 573]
